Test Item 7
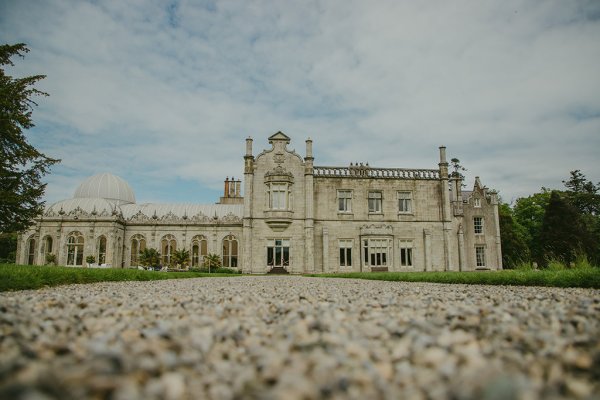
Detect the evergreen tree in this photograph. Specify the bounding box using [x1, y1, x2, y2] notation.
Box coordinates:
[538, 191, 590, 266]
[1, 43, 59, 232]
[498, 203, 530, 268]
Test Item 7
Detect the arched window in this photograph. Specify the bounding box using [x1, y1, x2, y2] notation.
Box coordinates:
[42, 236, 53, 256]
[222, 235, 238, 268]
[191, 235, 208, 267]
[161, 235, 176, 266]
[130, 234, 146, 266]
[66, 232, 84, 266]
[27, 236, 36, 265]
[97, 236, 107, 265]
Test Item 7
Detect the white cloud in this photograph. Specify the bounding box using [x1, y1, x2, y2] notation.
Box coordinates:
[1, 0, 599, 205]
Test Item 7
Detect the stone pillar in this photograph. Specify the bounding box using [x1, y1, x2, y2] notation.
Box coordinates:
[304, 138, 315, 273]
[424, 229, 432, 272]
[458, 224, 466, 271]
[491, 192, 503, 270]
[322, 227, 329, 273]
[443, 226, 451, 271]
[242, 137, 254, 273]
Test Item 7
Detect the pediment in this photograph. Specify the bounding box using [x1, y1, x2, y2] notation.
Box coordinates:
[268, 131, 291, 143]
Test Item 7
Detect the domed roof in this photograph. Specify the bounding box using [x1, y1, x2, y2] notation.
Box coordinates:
[45, 198, 120, 217]
[74, 173, 136, 204]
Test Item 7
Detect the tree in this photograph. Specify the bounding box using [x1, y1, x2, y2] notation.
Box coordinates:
[498, 203, 530, 268]
[171, 248, 190, 268]
[1, 43, 59, 232]
[512, 189, 552, 262]
[562, 170, 600, 215]
[0, 232, 17, 263]
[139, 248, 161, 268]
[538, 191, 591, 266]
[203, 253, 222, 273]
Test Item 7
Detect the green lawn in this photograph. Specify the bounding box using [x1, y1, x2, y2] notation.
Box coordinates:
[0, 264, 240, 292]
[305, 269, 600, 289]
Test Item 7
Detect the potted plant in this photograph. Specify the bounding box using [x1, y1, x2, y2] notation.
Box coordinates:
[85, 255, 95, 268]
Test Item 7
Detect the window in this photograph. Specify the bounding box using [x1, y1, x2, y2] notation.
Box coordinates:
[363, 238, 391, 267]
[191, 235, 208, 267]
[339, 239, 353, 267]
[368, 191, 382, 213]
[27, 236, 36, 265]
[97, 236, 107, 265]
[161, 235, 176, 266]
[474, 217, 484, 234]
[267, 239, 290, 268]
[338, 190, 352, 213]
[222, 235, 238, 268]
[66, 232, 84, 266]
[476, 246, 486, 267]
[270, 183, 288, 210]
[474, 198, 481, 208]
[130, 235, 146, 266]
[398, 191, 412, 214]
[42, 236, 53, 256]
[399, 240, 413, 267]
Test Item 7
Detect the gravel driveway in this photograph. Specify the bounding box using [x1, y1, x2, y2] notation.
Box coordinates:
[1, 276, 598, 399]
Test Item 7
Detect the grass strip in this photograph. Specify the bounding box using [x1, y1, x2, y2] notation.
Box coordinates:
[0, 264, 239, 292]
[305, 269, 600, 289]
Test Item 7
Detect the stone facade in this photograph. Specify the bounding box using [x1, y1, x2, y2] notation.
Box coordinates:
[18, 132, 501, 272]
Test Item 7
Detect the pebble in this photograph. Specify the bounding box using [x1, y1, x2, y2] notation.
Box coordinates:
[0, 276, 598, 399]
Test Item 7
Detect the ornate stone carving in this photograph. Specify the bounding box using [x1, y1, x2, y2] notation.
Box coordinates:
[128, 210, 151, 222]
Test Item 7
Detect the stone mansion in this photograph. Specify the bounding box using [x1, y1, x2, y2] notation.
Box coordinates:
[17, 132, 502, 273]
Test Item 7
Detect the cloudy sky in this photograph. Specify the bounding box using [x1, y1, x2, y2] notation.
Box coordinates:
[2, 0, 599, 205]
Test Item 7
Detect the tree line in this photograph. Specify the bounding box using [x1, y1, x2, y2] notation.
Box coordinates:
[500, 170, 600, 268]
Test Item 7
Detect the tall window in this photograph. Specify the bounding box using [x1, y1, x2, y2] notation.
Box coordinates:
[475, 246, 486, 267]
[222, 235, 238, 268]
[130, 234, 146, 266]
[399, 240, 413, 267]
[66, 232, 84, 266]
[43, 236, 53, 257]
[474, 198, 481, 208]
[339, 239, 352, 267]
[338, 190, 352, 213]
[27, 236, 36, 265]
[474, 217, 484, 234]
[368, 191, 382, 213]
[97, 236, 107, 265]
[363, 238, 391, 267]
[267, 239, 290, 268]
[191, 235, 208, 267]
[161, 235, 176, 266]
[398, 191, 412, 214]
[269, 183, 288, 210]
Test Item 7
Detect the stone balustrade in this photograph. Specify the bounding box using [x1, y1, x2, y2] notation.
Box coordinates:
[313, 165, 440, 180]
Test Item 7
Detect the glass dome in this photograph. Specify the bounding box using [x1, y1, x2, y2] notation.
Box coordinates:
[73, 173, 136, 204]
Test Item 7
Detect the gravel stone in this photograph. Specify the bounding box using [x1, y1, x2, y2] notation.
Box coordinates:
[0, 276, 599, 399]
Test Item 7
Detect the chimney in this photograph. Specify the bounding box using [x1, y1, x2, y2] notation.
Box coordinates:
[224, 177, 230, 198]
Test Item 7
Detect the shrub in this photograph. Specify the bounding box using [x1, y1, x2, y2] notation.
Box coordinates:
[45, 253, 56, 265]
[546, 259, 566, 271]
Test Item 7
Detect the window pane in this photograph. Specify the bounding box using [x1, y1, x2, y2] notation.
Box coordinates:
[340, 248, 345, 265]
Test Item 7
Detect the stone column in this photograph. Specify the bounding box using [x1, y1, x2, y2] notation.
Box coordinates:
[424, 229, 432, 272]
[439, 147, 451, 271]
[322, 227, 329, 273]
[242, 137, 254, 273]
[304, 138, 315, 273]
[491, 192, 503, 270]
[457, 224, 466, 271]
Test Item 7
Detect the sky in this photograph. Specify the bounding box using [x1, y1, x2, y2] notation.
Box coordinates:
[2, 0, 599, 206]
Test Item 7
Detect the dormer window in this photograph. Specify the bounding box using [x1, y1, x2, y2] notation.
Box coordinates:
[474, 197, 481, 208]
